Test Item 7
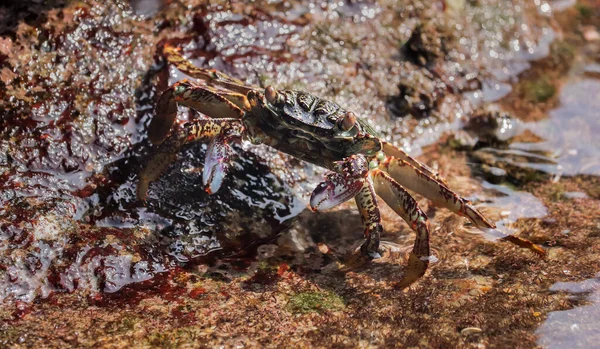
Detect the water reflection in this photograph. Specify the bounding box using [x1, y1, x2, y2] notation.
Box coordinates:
[512, 76, 600, 177]
[536, 275, 600, 348]
[474, 66, 600, 179]
[462, 181, 548, 242]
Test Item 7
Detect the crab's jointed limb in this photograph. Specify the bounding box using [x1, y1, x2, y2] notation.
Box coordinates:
[372, 170, 431, 287]
[310, 144, 544, 287]
[309, 155, 384, 259]
[310, 153, 433, 286]
[355, 179, 383, 259]
[138, 118, 244, 200]
[163, 44, 256, 96]
[140, 70, 253, 200]
[148, 80, 246, 145]
[381, 141, 447, 185]
[379, 156, 496, 229]
[378, 151, 545, 257]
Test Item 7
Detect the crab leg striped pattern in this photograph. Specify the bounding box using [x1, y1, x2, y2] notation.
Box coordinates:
[162, 44, 256, 95]
[148, 80, 245, 145]
[379, 156, 496, 229]
[354, 180, 383, 259]
[378, 153, 545, 257]
[310, 154, 432, 286]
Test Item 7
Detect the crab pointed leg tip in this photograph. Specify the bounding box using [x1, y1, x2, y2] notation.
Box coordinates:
[533, 245, 547, 258]
[309, 183, 330, 211]
[368, 251, 382, 260]
[137, 182, 148, 201]
[203, 166, 225, 195]
[208, 177, 222, 195]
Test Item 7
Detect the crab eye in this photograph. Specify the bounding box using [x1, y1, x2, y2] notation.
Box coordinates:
[338, 111, 356, 131]
[265, 86, 279, 104]
[174, 84, 187, 95]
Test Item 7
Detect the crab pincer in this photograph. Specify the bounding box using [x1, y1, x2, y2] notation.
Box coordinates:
[309, 155, 370, 211]
[203, 129, 241, 194]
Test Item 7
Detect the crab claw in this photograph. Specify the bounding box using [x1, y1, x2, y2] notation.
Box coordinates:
[203, 131, 241, 194]
[310, 172, 364, 211]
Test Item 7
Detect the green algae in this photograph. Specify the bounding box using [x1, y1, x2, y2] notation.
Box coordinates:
[287, 291, 346, 314]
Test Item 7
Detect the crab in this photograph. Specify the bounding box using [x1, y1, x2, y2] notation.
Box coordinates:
[138, 44, 545, 287]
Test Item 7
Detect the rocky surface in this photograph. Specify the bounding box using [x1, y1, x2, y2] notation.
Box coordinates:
[1, 0, 599, 347]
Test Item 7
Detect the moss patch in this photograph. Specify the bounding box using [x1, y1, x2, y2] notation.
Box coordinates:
[575, 4, 593, 19]
[287, 291, 345, 314]
[523, 77, 556, 103]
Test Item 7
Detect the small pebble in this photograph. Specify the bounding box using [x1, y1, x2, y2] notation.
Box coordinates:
[461, 327, 483, 335]
[583, 26, 600, 41]
[562, 191, 588, 200]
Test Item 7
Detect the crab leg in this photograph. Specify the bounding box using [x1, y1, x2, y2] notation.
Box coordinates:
[381, 141, 446, 184]
[380, 156, 546, 256]
[310, 155, 382, 258]
[355, 179, 383, 259]
[380, 156, 495, 229]
[137, 119, 244, 200]
[372, 170, 430, 287]
[148, 81, 246, 145]
[163, 44, 257, 95]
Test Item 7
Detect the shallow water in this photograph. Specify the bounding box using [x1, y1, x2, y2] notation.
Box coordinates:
[537, 275, 600, 348]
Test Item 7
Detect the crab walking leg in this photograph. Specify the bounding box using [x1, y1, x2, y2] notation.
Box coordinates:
[137, 118, 244, 200]
[148, 87, 178, 144]
[381, 141, 449, 185]
[380, 156, 495, 229]
[355, 179, 383, 259]
[163, 44, 257, 95]
[381, 157, 546, 257]
[148, 81, 245, 145]
[372, 170, 431, 287]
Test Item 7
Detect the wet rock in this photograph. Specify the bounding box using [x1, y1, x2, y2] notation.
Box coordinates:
[387, 64, 447, 119]
[402, 22, 451, 67]
[463, 110, 521, 145]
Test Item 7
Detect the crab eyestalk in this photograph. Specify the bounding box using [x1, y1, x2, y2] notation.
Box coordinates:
[336, 111, 357, 131]
[265, 86, 280, 104]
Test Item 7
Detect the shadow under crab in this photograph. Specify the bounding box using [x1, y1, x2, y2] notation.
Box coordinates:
[138, 42, 545, 288]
